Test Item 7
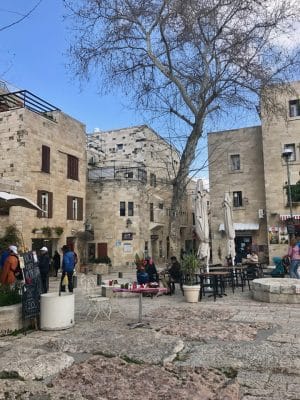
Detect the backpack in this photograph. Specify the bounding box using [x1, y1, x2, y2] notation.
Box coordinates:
[13, 256, 23, 280]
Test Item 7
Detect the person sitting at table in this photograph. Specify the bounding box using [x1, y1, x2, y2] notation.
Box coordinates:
[136, 265, 149, 285]
[247, 251, 258, 264]
[144, 256, 158, 283]
[168, 256, 183, 294]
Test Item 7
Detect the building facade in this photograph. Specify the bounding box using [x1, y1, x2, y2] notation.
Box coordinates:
[86, 125, 194, 268]
[208, 81, 300, 264]
[0, 87, 87, 256]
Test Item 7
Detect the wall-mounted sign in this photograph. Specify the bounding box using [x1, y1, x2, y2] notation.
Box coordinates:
[268, 226, 279, 244]
[122, 232, 133, 240]
[123, 243, 132, 253]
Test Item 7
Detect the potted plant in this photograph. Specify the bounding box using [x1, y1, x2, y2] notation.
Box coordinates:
[181, 253, 201, 303]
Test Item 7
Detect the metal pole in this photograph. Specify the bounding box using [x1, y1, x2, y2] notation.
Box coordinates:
[286, 159, 293, 221]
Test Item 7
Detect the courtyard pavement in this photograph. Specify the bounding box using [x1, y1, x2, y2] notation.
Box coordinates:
[0, 271, 299, 399]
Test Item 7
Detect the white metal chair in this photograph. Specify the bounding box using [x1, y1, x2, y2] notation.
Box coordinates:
[86, 296, 112, 321]
[79, 274, 112, 321]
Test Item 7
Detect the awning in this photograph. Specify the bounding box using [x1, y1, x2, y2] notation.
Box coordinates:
[280, 214, 300, 221]
[219, 223, 259, 231]
[150, 222, 164, 231]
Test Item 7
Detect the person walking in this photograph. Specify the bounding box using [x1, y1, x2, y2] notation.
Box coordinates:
[60, 245, 76, 292]
[38, 247, 50, 293]
[288, 237, 300, 279]
[0, 245, 19, 285]
[52, 250, 61, 277]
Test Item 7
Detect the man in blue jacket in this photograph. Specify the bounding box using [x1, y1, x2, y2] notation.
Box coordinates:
[60, 245, 76, 293]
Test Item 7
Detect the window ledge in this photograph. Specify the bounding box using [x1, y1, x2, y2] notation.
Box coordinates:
[233, 206, 246, 210]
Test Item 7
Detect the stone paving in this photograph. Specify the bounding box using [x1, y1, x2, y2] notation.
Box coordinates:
[0, 272, 299, 399]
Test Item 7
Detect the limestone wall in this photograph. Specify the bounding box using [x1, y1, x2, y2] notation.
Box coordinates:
[0, 107, 86, 255]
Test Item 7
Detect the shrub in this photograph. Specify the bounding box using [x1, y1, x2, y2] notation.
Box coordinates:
[0, 225, 21, 250]
[93, 256, 111, 265]
[0, 285, 21, 307]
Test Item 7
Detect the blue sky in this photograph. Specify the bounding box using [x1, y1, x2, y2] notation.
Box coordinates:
[0, 0, 144, 133]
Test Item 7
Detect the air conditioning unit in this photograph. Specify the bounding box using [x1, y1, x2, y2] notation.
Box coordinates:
[258, 209, 265, 219]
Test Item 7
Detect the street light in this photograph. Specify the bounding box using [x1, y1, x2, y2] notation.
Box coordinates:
[281, 148, 293, 224]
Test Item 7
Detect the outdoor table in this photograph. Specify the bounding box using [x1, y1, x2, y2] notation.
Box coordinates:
[198, 271, 230, 301]
[113, 286, 167, 328]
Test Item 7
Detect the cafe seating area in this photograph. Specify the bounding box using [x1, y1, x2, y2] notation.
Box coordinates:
[180, 261, 266, 302]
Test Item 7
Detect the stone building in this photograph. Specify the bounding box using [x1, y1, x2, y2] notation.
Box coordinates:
[0, 86, 87, 256]
[86, 125, 194, 269]
[208, 81, 300, 263]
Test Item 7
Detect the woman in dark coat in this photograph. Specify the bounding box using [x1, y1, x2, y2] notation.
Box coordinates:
[144, 257, 158, 283]
[52, 250, 61, 277]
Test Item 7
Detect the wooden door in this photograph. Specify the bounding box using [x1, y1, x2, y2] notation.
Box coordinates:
[97, 243, 108, 258]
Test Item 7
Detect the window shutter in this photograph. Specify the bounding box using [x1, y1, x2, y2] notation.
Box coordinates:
[78, 197, 83, 221]
[67, 196, 73, 220]
[67, 155, 79, 180]
[41, 145, 50, 173]
[48, 192, 53, 218]
[37, 190, 43, 218]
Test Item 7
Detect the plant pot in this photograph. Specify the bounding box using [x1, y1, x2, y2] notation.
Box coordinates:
[182, 284, 200, 303]
[40, 293, 74, 330]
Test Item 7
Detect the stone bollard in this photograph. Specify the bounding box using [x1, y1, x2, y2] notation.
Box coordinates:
[118, 272, 123, 279]
[97, 274, 102, 285]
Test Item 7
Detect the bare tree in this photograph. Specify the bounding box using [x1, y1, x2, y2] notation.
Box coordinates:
[0, 1, 43, 32]
[64, 0, 300, 254]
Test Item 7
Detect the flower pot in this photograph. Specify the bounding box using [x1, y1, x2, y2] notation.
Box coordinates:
[40, 293, 74, 330]
[182, 284, 200, 303]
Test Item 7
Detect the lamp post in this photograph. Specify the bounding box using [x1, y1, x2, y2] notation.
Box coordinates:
[281, 148, 294, 232]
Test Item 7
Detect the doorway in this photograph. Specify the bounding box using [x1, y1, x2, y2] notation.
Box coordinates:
[97, 243, 108, 258]
[235, 236, 252, 259]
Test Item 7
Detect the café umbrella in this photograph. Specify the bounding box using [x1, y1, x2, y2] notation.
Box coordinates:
[223, 192, 236, 265]
[0, 191, 42, 212]
[195, 179, 210, 272]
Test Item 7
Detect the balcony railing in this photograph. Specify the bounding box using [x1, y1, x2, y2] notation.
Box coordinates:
[88, 166, 147, 183]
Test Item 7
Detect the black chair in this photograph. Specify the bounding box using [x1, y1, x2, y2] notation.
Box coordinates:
[243, 264, 261, 290]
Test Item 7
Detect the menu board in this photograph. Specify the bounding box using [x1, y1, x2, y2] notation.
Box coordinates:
[20, 251, 42, 320]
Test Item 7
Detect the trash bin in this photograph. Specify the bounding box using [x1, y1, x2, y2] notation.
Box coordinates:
[40, 293, 74, 330]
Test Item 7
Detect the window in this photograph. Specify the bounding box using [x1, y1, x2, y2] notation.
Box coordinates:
[120, 201, 126, 216]
[67, 155, 79, 180]
[67, 196, 83, 220]
[283, 143, 296, 161]
[124, 171, 133, 179]
[289, 99, 300, 117]
[159, 240, 163, 258]
[158, 203, 164, 210]
[41, 145, 50, 173]
[150, 203, 154, 221]
[37, 190, 53, 218]
[230, 154, 240, 171]
[128, 202, 134, 216]
[233, 191, 243, 208]
[150, 173, 157, 187]
[116, 144, 123, 150]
